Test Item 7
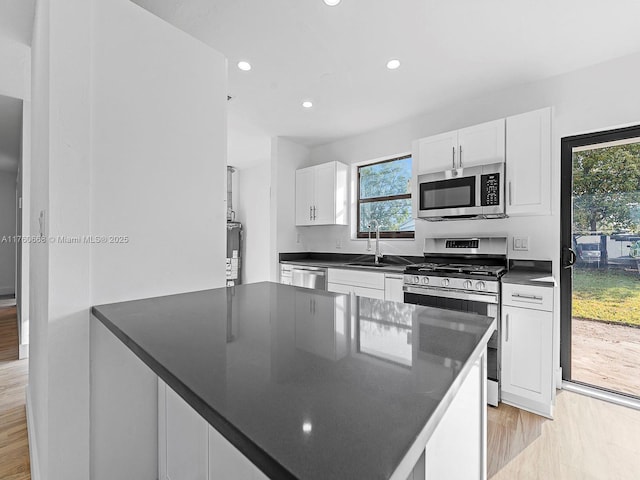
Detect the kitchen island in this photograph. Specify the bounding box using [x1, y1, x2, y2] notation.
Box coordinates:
[91, 282, 495, 480]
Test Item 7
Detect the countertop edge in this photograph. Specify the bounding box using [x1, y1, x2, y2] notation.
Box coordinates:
[90, 305, 298, 480]
[389, 317, 497, 480]
[280, 259, 407, 274]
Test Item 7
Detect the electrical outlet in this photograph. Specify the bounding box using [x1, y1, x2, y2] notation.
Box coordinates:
[513, 236, 529, 251]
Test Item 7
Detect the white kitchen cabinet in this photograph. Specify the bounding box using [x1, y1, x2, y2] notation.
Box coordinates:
[413, 119, 505, 175]
[159, 380, 209, 480]
[327, 268, 385, 300]
[505, 107, 552, 216]
[384, 274, 404, 303]
[159, 379, 268, 480]
[414, 130, 459, 173]
[457, 119, 506, 168]
[208, 427, 268, 480]
[295, 161, 348, 226]
[501, 283, 554, 418]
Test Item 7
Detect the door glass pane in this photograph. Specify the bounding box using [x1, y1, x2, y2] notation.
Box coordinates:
[571, 139, 640, 397]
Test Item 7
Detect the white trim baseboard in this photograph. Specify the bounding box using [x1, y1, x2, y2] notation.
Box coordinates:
[26, 384, 40, 480]
[19, 343, 29, 359]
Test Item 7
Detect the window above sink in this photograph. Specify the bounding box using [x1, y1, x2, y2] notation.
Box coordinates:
[357, 155, 415, 239]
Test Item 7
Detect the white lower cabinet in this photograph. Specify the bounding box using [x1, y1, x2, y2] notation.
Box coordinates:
[384, 274, 404, 303]
[423, 358, 486, 480]
[159, 380, 267, 480]
[327, 268, 385, 299]
[501, 283, 554, 418]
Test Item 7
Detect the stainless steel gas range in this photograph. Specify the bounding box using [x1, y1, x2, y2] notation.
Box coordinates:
[403, 237, 508, 406]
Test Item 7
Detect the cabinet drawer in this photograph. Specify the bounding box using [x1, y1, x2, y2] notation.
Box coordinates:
[502, 283, 553, 311]
[328, 268, 385, 290]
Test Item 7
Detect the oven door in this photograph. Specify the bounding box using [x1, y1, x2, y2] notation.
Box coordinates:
[404, 285, 500, 404]
[418, 172, 481, 218]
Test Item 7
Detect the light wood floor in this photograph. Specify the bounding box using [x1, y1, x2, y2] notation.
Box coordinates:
[488, 390, 640, 479]
[0, 306, 31, 480]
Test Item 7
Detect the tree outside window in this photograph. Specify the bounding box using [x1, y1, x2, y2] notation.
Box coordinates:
[357, 155, 414, 238]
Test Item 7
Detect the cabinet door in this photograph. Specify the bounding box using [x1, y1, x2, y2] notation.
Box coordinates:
[505, 108, 552, 216]
[384, 275, 404, 303]
[312, 162, 336, 225]
[159, 380, 208, 480]
[457, 119, 505, 168]
[501, 305, 553, 406]
[415, 130, 459, 174]
[209, 427, 268, 480]
[295, 167, 315, 226]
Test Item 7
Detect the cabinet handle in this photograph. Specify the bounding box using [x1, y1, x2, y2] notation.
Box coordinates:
[310, 206, 313, 221]
[313, 206, 317, 220]
[459, 145, 463, 168]
[505, 314, 509, 342]
[452, 146, 456, 169]
[508, 181, 512, 206]
[512, 293, 543, 301]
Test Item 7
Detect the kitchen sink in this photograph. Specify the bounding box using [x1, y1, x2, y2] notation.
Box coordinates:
[347, 262, 391, 268]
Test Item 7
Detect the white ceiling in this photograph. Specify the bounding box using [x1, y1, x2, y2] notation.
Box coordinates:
[0, 0, 35, 46]
[132, 0, 640, 157]
[0, 95, 23, 173]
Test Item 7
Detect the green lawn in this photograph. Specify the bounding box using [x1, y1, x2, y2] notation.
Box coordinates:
[573, 268, 640, 326]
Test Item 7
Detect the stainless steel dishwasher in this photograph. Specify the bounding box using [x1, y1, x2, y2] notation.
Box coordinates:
[291, 265, 328, 290]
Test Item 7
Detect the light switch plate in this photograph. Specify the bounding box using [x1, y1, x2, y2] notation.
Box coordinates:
[513, 236, 529, 251]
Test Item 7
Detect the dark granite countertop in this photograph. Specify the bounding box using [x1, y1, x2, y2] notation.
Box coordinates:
[92, 282, 496, 480]
[502, 260, 556, 286]
[279, 252, 422, 274]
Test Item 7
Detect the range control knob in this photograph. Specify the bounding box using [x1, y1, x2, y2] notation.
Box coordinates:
[442, 278, 450, 287]
[421, 276, 430, 285]
[463, 280, 473, 289]
[476, 281, 486, 291]
[412, 276, 420, 284]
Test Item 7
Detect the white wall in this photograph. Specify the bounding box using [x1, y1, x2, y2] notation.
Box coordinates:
[28, 0, 228, 479]
[89, 1, 227, 479]
[0, 34, 31, 101]
[269, 137, 310, 280]
[19, 100, 31, 354]
[0, 171, 16, 295]
[236, 162, 271, 283]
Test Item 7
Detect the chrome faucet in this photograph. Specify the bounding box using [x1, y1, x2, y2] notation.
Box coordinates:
[367, 220, 383, 264]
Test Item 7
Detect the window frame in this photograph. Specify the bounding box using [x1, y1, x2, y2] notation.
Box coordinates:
[356, 154, 414, 239]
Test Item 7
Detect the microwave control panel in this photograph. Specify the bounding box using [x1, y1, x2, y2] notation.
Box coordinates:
[481, 173, 500, 206]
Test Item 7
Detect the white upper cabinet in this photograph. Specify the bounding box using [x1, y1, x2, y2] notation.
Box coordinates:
[457, 118, 506, 168]
[413, 119, 505, 175]
[295, 167, 315, 226]
[415, 130, 459, 174]
[505, 107, 552, 216]
[295, 161, 348, 226]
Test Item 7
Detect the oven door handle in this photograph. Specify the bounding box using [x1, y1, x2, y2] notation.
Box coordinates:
[403, 285, 499, 304]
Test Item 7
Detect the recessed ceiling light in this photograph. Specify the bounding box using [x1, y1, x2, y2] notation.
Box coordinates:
[237, 61, 252, 71]
[323, 0, 341, 6]
[302, 101, 313, 108]
[386, 59, 401, 70]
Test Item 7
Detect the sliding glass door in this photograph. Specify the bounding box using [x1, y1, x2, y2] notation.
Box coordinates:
[561, 125, 640, 398]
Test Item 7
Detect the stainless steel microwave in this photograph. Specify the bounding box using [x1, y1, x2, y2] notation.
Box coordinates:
[417, 162, 506, 221]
